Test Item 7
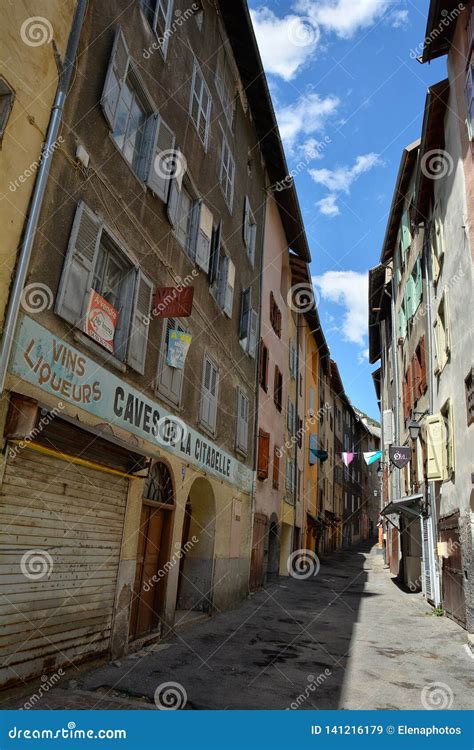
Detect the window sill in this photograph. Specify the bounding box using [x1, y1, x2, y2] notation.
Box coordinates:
[197, 420, 216, 440]
[73, 331, 127, 372]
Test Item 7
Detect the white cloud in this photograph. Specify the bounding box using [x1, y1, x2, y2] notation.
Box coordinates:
[357, 348, 370, 364]
[277, 93, 340, 152]
[390, 9, 409, 28]
[250, 8, 320, 81]
[313, 271, 369, 346]
[310, 153, 383, 215]
[317, 193, 340, 217]
[296, 0, 393, 39]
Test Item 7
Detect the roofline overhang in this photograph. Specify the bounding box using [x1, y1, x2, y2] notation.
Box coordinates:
[380, 140, 420, 263]
[421, 0, 463, 63]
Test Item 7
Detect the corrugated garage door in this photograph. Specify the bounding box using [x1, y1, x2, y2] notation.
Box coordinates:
[0, 446, 128, 688]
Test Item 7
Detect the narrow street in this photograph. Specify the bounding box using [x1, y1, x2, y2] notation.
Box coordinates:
[5, 543, 473, 711]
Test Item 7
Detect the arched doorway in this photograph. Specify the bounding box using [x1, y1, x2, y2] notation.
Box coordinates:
[267, 516, 280, 579]
[129, 461, 174, 640]
[177, 477, 215, 614]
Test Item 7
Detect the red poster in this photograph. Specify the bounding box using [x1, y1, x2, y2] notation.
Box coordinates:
[84, 290, 119, 353]
[153, 287, 194, 318]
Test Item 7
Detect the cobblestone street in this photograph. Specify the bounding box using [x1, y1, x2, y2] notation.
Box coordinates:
[3, 544, 472, 711]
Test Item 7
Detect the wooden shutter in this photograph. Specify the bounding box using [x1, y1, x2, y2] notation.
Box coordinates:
[224, 259, 235, 318]
[309, 386, 315, 416]
[414, 258, 422, 311]
[426, 415, 446, 480]
[401, 209, 411, 252]
[157, 318, 184, 405]
[201, 357, 218, 432]
[114, 267, 136, 361]
[272, 447, 280, 489]
[236, 388, 249, 453]
[208, 221, 221, 285]
[146, 115, 176, 200]
[101, 27, 130, 129]
[405, 276, 414, 320]
[248, 309, 258, 358]
[55, 202, 102, 325]
[412, 353, 421, 402]
[309, 434, 318, 465]
[382, 409, 394, 445]
[243, 196, 250, 246]
[257, 429, 270, 480]
[419, 336, 427, 394]
[239, 288, 251, 340]
[259, 341, 268, 391]
[127, 271, 153, 374]
[195, 202, 213, 273]
[167, 178, 181, 227]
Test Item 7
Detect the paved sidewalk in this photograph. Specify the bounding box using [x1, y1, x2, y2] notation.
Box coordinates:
[2, 543, 472, 710]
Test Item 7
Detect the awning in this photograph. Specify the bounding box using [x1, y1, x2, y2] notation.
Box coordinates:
[380, 493, 424, 519]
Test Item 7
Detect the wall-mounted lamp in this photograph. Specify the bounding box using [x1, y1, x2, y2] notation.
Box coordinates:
[408, 410, 429, 441]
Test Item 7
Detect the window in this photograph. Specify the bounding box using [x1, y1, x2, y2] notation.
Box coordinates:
[215, 46, 235, 127]
[309, 386, 315, 417]
[289, 339, 297, 378]
[412, 337, 427, 401]
[55, 201, 153, 373]
[189, 60, 212, 149]
[239, 288, 258, 357]
[465, 62, 474, 141]
[200, 356, 219, 433]
[441, 400, 455, 478]
[236, 388, 249, 455]
[259, 340, 269, 391]
[0, 77, 14, 139]
[272, 447, 280, 489]
[287, 397, 296, 436]
[211, 234, 235, 317]
[144, 461, 174, 504]
[434, 293, 450, 374]
[286, 457, 295, 497]
[219, 130, 235, 209]
[269, 293, 282, 337]
[274, 366, 283, 412]
[257, 429, 270, 480]
[431, 207, 444, 282]
[167, 180, 213, 273]
[398, 299, 407, 340]
[243, 197, 257, 265]
[465, 368, 474, 427]
[140, 0, 174, 57]
[401, 208, 411, 254]
[147, 117, 176, 201]
[156, 318, 187, 405]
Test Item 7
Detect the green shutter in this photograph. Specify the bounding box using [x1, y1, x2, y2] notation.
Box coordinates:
[413, 258, 422, 313]
[398, 301, 407, 339]
[401, 209, 411, 253]
[405, 276, 414, 320]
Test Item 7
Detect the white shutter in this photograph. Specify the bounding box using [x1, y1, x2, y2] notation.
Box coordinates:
[243, 196, 250, 246]
[146, 115, 176, 200]
[101, 28, 130, 129]
[248, 309, 258, 358]
[167, 178, 181, 228]
[55, 202, 102, 325]
[425, 415, 446, 481]
[382, 409, 394, 446]
[195, 203, 213, 273]
[223, 259, 235, 317]
[200, 357, 218, 432]
[236, 388, 249, 453]
[127, 271, 153, 374]
[309, 386, 315, 416]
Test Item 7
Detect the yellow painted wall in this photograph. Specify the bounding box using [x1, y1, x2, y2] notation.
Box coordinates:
[0, 3, 76, 327]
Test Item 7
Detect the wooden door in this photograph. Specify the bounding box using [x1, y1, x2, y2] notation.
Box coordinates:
[130, 504, 166, 639]
[249, 513, 267, 591]
[389, 526, 399, 577]
[439, 512, 466, 627]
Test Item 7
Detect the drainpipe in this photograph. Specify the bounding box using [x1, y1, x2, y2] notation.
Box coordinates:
[293, 311, 301, 553]
[423, 227, 441, 606]
[0, 0, 88, 393]
[390, 271, 401, 502]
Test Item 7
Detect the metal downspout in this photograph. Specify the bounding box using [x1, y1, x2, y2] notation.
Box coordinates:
[0, 0, 88, 392]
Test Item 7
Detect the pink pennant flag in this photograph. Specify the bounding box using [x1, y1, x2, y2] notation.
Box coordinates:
[342, 452, 354, 467]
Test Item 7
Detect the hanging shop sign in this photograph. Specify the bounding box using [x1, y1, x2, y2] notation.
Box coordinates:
[8, 315, 253, 493]
[83, 290, 118, 353]
[389, 445, 412, 469]
[166, 330, 192, 369]
[153, 287, 194, 318]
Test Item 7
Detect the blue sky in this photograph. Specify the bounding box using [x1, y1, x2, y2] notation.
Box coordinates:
[249, 0, 446, 420]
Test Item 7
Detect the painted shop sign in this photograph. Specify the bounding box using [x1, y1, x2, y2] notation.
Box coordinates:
[389, 446, 412, 469]
[9, 316, 253, 493]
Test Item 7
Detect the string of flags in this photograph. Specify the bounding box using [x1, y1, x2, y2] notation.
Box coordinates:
[341, 451, 383, 467]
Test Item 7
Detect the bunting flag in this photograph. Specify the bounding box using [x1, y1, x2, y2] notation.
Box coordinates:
[342, 452, 354, 467]
[363, 450, 383, 466]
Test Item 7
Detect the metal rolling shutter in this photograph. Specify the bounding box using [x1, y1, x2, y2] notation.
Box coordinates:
[0, 446, 128, 688]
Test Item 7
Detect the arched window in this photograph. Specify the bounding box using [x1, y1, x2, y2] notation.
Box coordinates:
[144, 461, 174, 504]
